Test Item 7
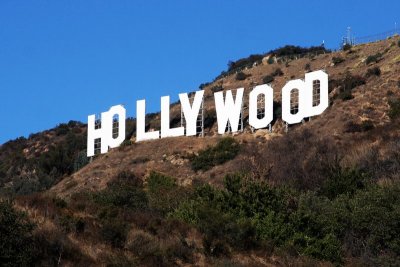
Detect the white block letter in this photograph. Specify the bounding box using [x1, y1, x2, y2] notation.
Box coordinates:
[282, 79, 306, 124]
[179, 90, 204, 136]
[87, 113, 106, 157]
[214, 88, 244, 134]
[136, 99, 160, 142]
[161, 96, 184, 138]
[87, 105, 126, 157]
[104, 105, 126, 149]
[304, 70, 329, 117]
[249, 84, 273, 129]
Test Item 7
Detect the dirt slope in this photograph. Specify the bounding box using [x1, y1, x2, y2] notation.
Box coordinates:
[50, 36, 400, 197]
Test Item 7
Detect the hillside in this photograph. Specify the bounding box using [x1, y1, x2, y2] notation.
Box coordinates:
[54, 36, 400, 196]
[1, 36, 400, 266]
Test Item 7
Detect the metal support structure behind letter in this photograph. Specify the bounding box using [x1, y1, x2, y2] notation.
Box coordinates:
[181, 94, 204, 137]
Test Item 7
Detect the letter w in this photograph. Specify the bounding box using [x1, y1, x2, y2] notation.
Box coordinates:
[214, 88, 244, 134]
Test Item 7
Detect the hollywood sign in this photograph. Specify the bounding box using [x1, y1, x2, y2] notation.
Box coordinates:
[87, 70, 328, 157]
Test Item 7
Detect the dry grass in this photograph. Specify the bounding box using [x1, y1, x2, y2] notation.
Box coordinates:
[47, 36, 400, 198]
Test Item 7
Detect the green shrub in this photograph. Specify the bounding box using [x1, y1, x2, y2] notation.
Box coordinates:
[126, 230, 159, 259]
[366, 67, 381, 77]
[160, 170, 400, 264]
[329, 72, 366, 100]
[55, 123, 70, 136]
[342, 43, 352, 51]
[235, 71, 249, 81]
[360, 120, 374, 131]
[147, 172, 188, 214]
[101, 220, 128, 248]
[291, 192, 343, 263]
[337, 90, 353, 101]
[398, 40, 400, 47]
[199, 82, 210, 90]
[332, 56, 344, 65]
[53, 197, 67, 208]
[228, 54, 263, 72]
[334, 72, 366, 101]
[269, 45, 330, 57]
[295, 182, 400, 263]
[173, 174, 343, 263]
[58, 214, 85, 234]
[147, 171, 176, 190]
[365, 52, 382, 65]
[319, 168, 370, 199]
[67, 120, 82, 128]
[93, 171, 148, 210]
[32, 225, 92, 266]
[262, 75, 274, 84]
[196, 206, 234, 256]
[292, 232, 342, 263]
[73, 150, 89, 172]
[272, 68, 284, 77]
[177, 178, 258, 254]
[131, 156, 150, 164]
[190, 137, 240, 171]
[388, 98, 400, 119]
[343, 72, 366, 90]
[210, 84, 223, 93]
[75, 218, 85, 234]
[345, 120, 374, 132]
[0, 200, 35, 266]
[345, 121, 362, 133]
[261, 69, 282, 84]
[39, 131, 86, 176]
[59, 214, 76, 232]
[100, 251, 135, 267]
[336, 183, 400, 258]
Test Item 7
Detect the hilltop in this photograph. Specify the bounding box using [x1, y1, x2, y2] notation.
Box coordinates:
[55, 36, 400, 196]
[1, 36, 400, 266]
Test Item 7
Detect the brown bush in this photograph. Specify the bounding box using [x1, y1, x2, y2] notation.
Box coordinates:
[365, 67, 381, 77]
[332, 56, 345, 65]
[126, 229, 159, 258]
[236, 72, 250, 81]
[240, 129, 340, 190]
[345, 120, 374, 133]
[32, 223, 93, 266]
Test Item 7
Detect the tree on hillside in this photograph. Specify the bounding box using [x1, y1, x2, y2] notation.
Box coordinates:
[0, 200, 35, 266]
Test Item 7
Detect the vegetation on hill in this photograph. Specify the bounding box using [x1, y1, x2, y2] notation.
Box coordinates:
[190, 137, 240, 171]
[269, 45, 329, 58]
[1, 36, 400, 265]
[228, 54, 264, 72]
[0, 122, 87, 196]
[0, 117, 140, 197]
[10, 149, 400, 265]
[0, 200, 35, 266]
[216, 44, 330, 80]
[365, 52, 383, 65]
[388, 98, 400, 119]
[173, 173, 400, 265]
[330, 72, 366, 101]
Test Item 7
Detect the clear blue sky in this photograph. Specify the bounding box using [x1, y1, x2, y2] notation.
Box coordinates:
[1, 0, 399, 144]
